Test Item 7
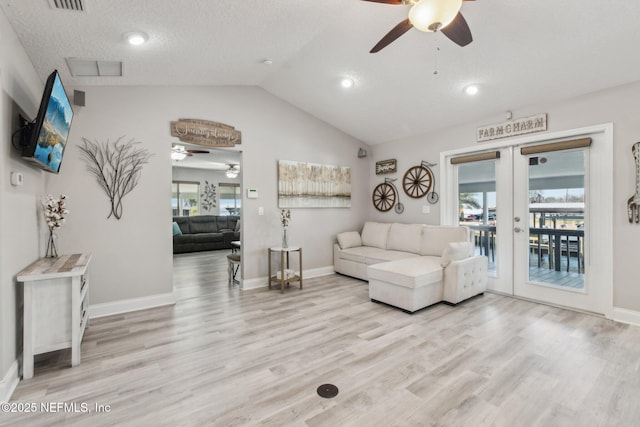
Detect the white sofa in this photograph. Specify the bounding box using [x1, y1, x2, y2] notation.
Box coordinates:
[333, 222, 488, 313]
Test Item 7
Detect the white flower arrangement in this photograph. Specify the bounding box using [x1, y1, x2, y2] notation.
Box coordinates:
[42, 194, 69, 231]
[280, 209, 291, 228]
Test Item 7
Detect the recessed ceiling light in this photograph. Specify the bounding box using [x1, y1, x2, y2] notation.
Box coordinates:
[341, 78, 354, 89]
[124, 31, 148, 46]
[464, 84, 479, 96]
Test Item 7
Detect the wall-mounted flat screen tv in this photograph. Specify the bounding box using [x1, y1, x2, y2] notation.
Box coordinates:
[21, 70, 74, 174]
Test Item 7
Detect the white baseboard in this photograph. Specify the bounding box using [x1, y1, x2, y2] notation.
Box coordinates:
[613, 307, 640, 326]
[0, 360, 20, 403]
[89, 292, 176, 319]
[242, 265, 335, 290]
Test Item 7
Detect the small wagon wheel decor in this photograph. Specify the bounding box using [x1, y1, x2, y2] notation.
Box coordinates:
[372, 178, 404, 213]
[402, 160, 439, 204]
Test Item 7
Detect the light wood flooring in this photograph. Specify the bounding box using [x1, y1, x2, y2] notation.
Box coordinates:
[5, 250, 640, 426]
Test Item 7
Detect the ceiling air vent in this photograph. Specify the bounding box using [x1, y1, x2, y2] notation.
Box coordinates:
[47, 0, 85, 12]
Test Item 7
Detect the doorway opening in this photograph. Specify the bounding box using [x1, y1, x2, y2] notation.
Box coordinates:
[171, 144, 243, 297]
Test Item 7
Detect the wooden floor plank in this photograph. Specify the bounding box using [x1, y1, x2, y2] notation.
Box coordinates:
[4, 249, 640, 426]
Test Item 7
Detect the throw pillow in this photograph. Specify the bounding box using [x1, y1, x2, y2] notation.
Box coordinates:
[440, 242, 474, 267]
[172, 222, 182, 236]
[337, 231, 362, 249]
[235, 220, 241, 232]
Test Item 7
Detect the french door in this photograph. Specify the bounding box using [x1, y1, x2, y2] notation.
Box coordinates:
[443, 125, 613, 316]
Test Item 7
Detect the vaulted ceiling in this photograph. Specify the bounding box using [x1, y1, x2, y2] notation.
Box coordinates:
[2, 0, 640, 145]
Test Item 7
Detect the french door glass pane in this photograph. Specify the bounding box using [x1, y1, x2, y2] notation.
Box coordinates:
[458, 160, 497, 274]
[527, 150, 585, 289]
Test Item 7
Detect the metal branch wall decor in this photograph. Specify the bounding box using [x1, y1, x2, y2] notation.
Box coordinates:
[628, 141, 640, 223]
[79, 136, 152, 220]
[201, 180, 217, 212]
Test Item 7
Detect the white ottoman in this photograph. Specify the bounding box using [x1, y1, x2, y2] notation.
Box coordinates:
[367, 257, 444, 313]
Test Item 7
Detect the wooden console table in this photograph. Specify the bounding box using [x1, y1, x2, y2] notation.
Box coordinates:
[268, 247, 302, 293]
[17, 254, 91, 379]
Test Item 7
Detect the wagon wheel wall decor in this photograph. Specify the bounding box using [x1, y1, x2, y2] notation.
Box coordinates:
[402, 165, 433, 199]
[372, 182, 397, 212]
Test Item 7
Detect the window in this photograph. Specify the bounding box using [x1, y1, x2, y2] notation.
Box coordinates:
[172, 181, 199, 216]
[220, 183, 241, 215]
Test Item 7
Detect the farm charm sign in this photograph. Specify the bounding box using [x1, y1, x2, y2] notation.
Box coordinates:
[477, 113, 547, 142]
[170, 119, 241, 147]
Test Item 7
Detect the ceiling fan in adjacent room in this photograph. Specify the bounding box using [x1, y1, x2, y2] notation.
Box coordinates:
[363, 0, 475, 53]
[171, 144, 210, 161]
[226, 164, 240, 178]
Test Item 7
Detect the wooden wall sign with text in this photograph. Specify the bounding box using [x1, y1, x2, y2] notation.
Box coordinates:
[477, 113, 547, 142]
[170, 119, 242, 147]
[376, 159, 397, 175]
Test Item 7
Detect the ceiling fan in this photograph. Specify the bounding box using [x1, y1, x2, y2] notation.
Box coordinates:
[363, 0, 474, 53]
[171, 144, 210, 161]
[226, 164, 239, 178]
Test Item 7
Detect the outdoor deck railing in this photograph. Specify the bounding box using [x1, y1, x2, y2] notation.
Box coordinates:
[467, 225, 584, 274]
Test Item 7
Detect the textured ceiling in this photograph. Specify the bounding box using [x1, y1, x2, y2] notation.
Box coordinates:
[2, 0, 640, 145]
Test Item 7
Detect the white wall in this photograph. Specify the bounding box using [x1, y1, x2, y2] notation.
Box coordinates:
[46, 85, 370, 305]
[0, 10, 48, 394]
[368, 81, 640, 313]
[172, 166, 241, 216]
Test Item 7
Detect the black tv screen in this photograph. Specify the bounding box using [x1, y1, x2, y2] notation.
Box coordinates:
[21, 70, 74, 174]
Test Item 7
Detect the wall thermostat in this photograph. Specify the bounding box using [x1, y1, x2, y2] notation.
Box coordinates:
[246, 188, 258, 199]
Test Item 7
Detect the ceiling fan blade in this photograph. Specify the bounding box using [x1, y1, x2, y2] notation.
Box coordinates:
[361, 0, 404, 4]
[370, 18, 413, 53]
[440, 12, 473, 46]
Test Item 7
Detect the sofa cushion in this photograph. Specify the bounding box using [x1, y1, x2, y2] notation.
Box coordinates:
[420, 226, 470, 256]
[387, 223, 424, 254]
[190, 216, 219, 233]
[364, 250, 420, 265]
[338, 246, 385, 264]
[361, 222, 391, 249]
[193, 233, 224, 243]
[441, 242, 474, 267]
[367, 257, 443, 289]
[337, 231, 362, 249]
[173, 234, 195, 244]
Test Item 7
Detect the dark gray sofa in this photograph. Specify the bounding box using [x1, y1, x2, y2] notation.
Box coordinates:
[173, 215, 240, 254]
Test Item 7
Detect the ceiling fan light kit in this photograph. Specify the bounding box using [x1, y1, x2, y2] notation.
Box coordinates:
[226, 164, 239, 178]
[408, 0, 462, 32]
[171, 145, 187, 161]
[364, 0, 473, 53]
